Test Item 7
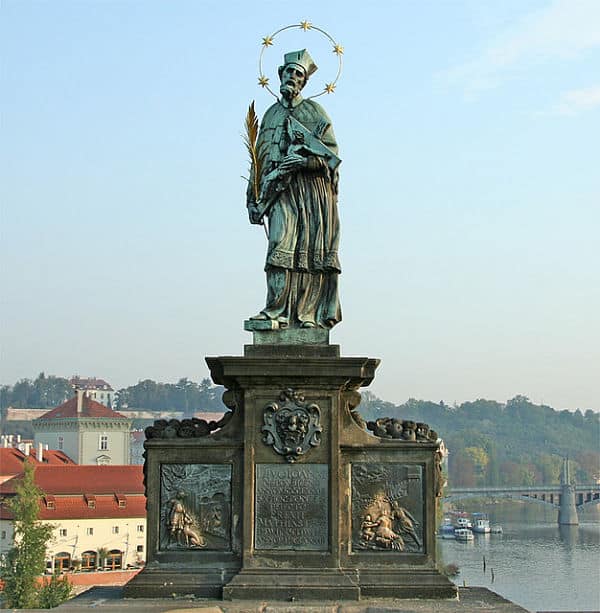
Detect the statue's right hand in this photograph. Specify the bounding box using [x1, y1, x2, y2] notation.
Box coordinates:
[247, 204, 262, 225]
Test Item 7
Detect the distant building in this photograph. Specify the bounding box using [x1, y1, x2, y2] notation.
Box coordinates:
[0, 465, 146, 572]
[3, 407, 52, 421]
[69, 376, 116, 408]
[33, 391, 132, 465]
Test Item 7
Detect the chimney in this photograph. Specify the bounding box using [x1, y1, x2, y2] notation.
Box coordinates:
[24, 442, 31, 456]
[77, 389, 84, 415]
[38, 442, 43, 462]
[17, 434, 21, 443]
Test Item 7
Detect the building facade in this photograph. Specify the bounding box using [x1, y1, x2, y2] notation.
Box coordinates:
[33, 391, 132, 465]
[0, 465, 146, 572]
[69, 377, 116, 408]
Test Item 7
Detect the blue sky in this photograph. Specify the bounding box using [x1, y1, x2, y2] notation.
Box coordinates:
[2, 0, 599, 409]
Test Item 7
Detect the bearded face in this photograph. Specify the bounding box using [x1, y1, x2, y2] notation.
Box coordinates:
[279, 64, 306, 100]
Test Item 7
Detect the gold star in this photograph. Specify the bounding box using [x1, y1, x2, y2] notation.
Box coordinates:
[258, 75, 269, 87]
[333, 43, 344, 55]
[299, 20, 312, 31]
[324, 82, 336, 94]
[262, 35, 274, 47]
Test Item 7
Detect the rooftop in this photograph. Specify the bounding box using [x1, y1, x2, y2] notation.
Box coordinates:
[0, 465, 144, 496]
[36, 394, 127, 420]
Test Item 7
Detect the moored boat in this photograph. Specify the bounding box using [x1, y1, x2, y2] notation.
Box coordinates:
[454, 528, 474, 541]
[437, 522, 457, 539]
[491, 524, 503, 534]
[454, 516, 472, 529]
[471, 512, 491, 533]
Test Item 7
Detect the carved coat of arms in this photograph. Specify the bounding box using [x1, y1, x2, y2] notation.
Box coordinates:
[262, 388, 322, 462]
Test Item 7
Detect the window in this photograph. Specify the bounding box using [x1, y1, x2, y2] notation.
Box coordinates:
[1, 530, 6, 539]
[106, 549, 122, 570]
[86, 495, 96, 509]
[59, 528, 67, 537]
[99, 435, 108, 450]
[137, 524, 144, 533]
[112, 526, 119, 534]
[86, 527, 94, 536]
[81, 551, 96, 571]
[136, 545, 144, 552]
[58, 436, 64, 450]
[54, 552, 70, 572]
[45, 496, 55, 509]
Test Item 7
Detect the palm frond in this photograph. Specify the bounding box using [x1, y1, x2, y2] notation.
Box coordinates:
[243, 101, 263, 201]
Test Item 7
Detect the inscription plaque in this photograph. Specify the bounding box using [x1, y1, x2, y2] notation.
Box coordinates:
[159, 464, 232, 551]
[351, 463, 424, 553]
[255, 463, 328, 550]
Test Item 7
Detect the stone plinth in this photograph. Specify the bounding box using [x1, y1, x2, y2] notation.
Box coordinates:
[125, 341, 456, 601]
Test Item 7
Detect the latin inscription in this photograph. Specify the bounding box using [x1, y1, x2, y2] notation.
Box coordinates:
[255, 463, 328, 550]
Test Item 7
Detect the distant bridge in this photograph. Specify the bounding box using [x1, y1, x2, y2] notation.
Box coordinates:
[445, 484, 600, 509]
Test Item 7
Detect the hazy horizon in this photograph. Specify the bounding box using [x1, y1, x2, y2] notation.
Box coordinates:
[2, 1, 599, 411]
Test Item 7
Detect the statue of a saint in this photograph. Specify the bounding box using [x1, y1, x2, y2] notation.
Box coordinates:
[247, 49, 341, 329]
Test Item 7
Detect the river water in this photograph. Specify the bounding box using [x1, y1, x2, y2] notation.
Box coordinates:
[438, 502, 600, 612]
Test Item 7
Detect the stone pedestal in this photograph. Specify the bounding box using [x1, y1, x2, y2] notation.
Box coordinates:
[124, 334, 456, 601]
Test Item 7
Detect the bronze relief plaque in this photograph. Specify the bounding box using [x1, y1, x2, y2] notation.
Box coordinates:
[255, 463, 329, 550]
[351, 463, 424, 553]
[159, 463, 232, 551]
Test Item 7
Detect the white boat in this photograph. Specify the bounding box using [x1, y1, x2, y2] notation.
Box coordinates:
[490, 524, 503, 534]
[471, 513, 491, 533]
[454, 528, 474, 541]
[454, 516, 472, 529]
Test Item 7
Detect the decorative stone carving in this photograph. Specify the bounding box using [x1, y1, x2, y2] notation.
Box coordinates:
[160, 464, 232, 551]
[145, 412, 232, 440]
[352, 463, 424, 553]
[366, 417, 438, 443]
[343, 389, 365, 429]
[261, 388, 322, 463]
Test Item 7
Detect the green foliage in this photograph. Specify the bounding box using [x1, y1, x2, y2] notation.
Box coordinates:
[1, 372, 72, 410]
[359, 395, 600, 487]
[0, 463, 55, 609]
[37, 572, 73, 609]
[115, 377, 224, 415]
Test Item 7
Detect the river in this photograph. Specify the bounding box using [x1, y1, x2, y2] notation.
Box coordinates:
[438, 502, 600, 612]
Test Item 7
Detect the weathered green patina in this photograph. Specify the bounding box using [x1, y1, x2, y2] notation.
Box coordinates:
[246, 49, 342, 331]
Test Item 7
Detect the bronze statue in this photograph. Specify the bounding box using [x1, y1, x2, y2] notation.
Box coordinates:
[246, 49, 341, 329]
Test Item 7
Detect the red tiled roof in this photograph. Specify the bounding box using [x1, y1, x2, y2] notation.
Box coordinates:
[0, 465, 144, 496]
[0, 494, 146, 521]
[36, 395, 127, 420]
[30, 449, 76, 465]
[0, 448, 75, 477]
[0, 448, 34, 476]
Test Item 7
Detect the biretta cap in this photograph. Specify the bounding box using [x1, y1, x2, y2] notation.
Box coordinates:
[282, 49, 318, 77]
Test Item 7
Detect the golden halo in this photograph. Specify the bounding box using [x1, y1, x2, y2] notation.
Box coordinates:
[258, 21, 343, 100]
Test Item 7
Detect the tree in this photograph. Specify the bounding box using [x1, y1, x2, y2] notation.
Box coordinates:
[0, 462, 61, 608]
[37, 571, 73, 608]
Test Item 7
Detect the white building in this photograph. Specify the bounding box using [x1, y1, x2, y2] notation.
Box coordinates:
[33, 391, 132, 465]
[69, 377, 116, 408]
[0, 465, 146, 572]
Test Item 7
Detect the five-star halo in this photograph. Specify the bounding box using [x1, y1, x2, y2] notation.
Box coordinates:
[258, 21, 343, 100]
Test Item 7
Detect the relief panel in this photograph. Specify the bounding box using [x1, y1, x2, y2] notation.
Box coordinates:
[159, 463, 232, 551]
[351, 463, 424, 553]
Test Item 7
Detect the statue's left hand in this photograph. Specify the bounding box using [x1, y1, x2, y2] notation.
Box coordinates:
[279, 153, 307, 174]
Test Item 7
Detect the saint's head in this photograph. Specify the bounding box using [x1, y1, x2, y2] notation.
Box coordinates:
[278, 49, 317, 100]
